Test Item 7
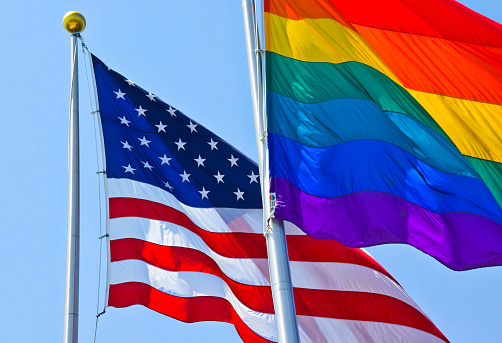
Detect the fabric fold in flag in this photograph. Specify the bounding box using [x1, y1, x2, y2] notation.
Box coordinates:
[92, 53, 448, 342]
[265, 0, 502, 271]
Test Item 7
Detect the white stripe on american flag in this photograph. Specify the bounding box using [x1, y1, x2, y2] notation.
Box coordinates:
[297, 317, 449, 343]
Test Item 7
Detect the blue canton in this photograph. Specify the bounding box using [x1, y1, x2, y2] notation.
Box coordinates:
[92, 54, 261, 209]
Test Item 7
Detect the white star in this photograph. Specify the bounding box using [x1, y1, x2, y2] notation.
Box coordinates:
[138, 136, 151, 147]
[180, 170, 191, 183]
[125, 79, 135, 86]
[175, 138, 187, 150]
[123, 164, 136, 174]
[114, 89, 126, 100]
[159, 154, 172, 165]
[194, 155, 206, 167]
[208, 138, 218, 150]
[234, 188, 245, 201]
[164, 180, 174, 191]
[156, 121, 167, 132]
[228, 154, 239, 167]
[248, 171, 259, 183]
[199, 187, 210, 200]
[146, 92, 157, 101]
[213, 171, 225, 184]
[118, 116, 131, 126]
[187, 121, 198, 133]
[142, 161, 153, 170]
[121, 141, 133, 151]
[167, 106, 177, 117]
[135, 105, 147, 117]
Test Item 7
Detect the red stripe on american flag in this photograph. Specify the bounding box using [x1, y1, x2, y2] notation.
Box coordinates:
[293, 289, 447, 341]
[109, 282, 274, 343]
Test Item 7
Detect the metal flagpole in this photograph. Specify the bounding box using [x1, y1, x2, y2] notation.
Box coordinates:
[62, 12, 86, 343]
[241, 1, 300, 342]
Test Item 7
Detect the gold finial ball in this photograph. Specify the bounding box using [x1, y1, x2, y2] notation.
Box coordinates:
[63, 11, 86, 33]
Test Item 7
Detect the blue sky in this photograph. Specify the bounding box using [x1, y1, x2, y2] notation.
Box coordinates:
[0, 1, 500, 342]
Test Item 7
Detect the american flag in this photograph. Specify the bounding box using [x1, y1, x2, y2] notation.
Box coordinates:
[92, 54, 448, 343]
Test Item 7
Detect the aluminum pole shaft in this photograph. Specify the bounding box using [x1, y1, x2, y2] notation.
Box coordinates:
[241, 1, 300, 342]
[63, 33, 80, 343]
[241, 0, 264, 169]
[266, 218, 300, 342]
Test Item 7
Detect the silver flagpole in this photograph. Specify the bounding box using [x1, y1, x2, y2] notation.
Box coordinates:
[241, 1, 300, 342]
[62, 12, 86, 343]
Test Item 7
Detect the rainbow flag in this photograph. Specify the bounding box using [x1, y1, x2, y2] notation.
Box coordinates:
[265, 0, 502, 270]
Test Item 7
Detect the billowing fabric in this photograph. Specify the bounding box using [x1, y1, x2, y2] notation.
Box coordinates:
[265, 0, 502, 270]
[92, 54, 448, 342]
